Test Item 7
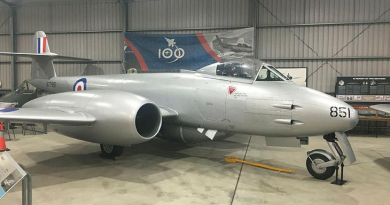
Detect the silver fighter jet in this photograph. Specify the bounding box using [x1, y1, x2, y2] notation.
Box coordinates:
[0, 31, 358, 180]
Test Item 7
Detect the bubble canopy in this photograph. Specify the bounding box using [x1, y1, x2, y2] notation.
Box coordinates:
[196, 58, 288, 82]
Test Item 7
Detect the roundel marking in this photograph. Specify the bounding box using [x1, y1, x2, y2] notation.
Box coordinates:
[73, 78, 87, 91]
[0, 108, 19, 113]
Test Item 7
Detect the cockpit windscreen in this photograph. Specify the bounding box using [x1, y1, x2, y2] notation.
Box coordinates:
[256, 65, 288, 81]
[214, 58, 288, 82]
[216, 61, 256, 79]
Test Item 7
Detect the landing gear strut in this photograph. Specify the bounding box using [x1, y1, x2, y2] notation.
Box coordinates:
[306, 133, 348, 185]
[100, 144, 124, 159]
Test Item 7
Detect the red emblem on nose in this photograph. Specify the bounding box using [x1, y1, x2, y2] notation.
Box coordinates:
[77, 85, 82, 91]
[229, 86, 236, 95]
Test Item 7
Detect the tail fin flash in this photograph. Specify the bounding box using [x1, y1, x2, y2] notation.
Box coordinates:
[0, 31, 90, 80]
[34, 31, 50, 54]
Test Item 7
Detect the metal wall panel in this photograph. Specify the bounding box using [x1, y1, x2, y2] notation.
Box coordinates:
[16, 5, 51, 33]
[0, 63, 11, 89]
[15, 63, 30, 86]
[0, 36, 10, 61]
[16, 32, 122, 61]
[54, 63, 122, 77]
[87, 2, 121, 31]
[258, 0, 306, 25]
[15, 62, 122, 85]
[12, 0, 123, 81]
[129, 0, 250, 30]
[258, 24, 390, 59]
[0, 7, 10, 34]
[51, 3, 88, 32]
[257, 0, 390, 93]
[16, 1, 121, 33]
[133, 28, 246, 35]
[267, 60, 390, 93]
[258, 0, 390, 25]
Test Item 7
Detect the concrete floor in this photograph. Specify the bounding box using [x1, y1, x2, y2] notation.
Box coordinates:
[0, 129, 389, 205]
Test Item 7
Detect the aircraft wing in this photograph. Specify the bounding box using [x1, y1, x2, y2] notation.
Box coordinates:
[0, 108, 95, 126]
[370, 104, 390, 114]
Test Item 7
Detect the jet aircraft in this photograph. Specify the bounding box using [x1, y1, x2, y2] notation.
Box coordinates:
[214, 35, 253, 53]
[0, 31, 358, 180]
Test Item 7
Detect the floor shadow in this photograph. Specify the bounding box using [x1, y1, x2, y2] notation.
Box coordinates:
[374, 157, 390, 171]
[22, 137, 247, 189]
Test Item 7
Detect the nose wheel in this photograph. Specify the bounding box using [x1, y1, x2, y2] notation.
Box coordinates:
[306, 133, 349, 185]
[306, 153, 336, 180]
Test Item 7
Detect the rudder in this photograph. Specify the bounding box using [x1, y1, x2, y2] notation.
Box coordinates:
[0, 31, 90, 80]
[32, 31, 56, 79]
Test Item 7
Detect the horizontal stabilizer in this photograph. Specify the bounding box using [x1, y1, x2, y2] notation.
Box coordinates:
[0, 52, 91, 61]
[0, 108, 95, 126]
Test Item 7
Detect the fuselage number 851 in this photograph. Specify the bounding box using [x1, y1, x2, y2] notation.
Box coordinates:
[330, 106, 351, 118]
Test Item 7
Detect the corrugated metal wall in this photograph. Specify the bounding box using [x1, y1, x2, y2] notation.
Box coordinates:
[0, 0, 123, 89]
[129, 0, 251, 30]
[127, 0, 390, 94]
[1, 0, 389, 94]
[0, 6, 11, 90]
[257, 0, 390, 93]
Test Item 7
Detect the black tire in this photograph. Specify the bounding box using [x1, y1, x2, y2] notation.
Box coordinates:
[306, 154, 336, 180]
[100, 144, 124, 158]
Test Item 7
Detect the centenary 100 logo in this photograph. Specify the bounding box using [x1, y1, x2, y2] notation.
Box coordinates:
[158, 38, 185, 63]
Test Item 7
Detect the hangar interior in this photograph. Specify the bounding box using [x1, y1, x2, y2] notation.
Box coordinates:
[0, 0, 389, 205]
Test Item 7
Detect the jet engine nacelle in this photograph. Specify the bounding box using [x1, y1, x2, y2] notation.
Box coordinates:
[24, 90, 162, 146]
[158, 124, 233, 143]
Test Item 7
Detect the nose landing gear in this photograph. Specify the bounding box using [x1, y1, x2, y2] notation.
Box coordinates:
[306, 133, 349, 185]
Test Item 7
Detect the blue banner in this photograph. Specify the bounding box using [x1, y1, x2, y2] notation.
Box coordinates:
[124, 33, 221, 71]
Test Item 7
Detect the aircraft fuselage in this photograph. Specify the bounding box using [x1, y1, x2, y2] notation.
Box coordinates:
[30, 72, 358, 138]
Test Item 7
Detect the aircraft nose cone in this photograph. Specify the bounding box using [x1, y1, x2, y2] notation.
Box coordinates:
[349, 106, 359, 129]
[292, 87, 359, 136]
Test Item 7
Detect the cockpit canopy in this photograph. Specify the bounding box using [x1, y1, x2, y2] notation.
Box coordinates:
[197, 58, 288, 82]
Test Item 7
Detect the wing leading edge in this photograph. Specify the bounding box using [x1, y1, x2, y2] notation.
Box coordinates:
[370, 104, 390, 114]
[0, 108, 95, 126]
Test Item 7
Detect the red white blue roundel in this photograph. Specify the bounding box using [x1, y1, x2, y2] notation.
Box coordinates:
[73, 78, 87, 91]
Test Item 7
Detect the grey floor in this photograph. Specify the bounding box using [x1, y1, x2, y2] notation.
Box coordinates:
[0, 129, 389, 205]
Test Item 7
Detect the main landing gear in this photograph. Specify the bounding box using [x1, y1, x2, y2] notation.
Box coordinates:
[306, 133, 348, 185]
[100, 144, 124, 159]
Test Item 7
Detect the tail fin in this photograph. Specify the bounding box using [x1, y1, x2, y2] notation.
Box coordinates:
[0, 31, 90, 80]
[34, 31, 50, 54]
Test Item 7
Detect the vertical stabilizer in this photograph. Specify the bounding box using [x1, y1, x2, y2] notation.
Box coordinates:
[31, 31, 56, 79]
[0, 31, 90, 80]
[34, 31, 51, 54]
